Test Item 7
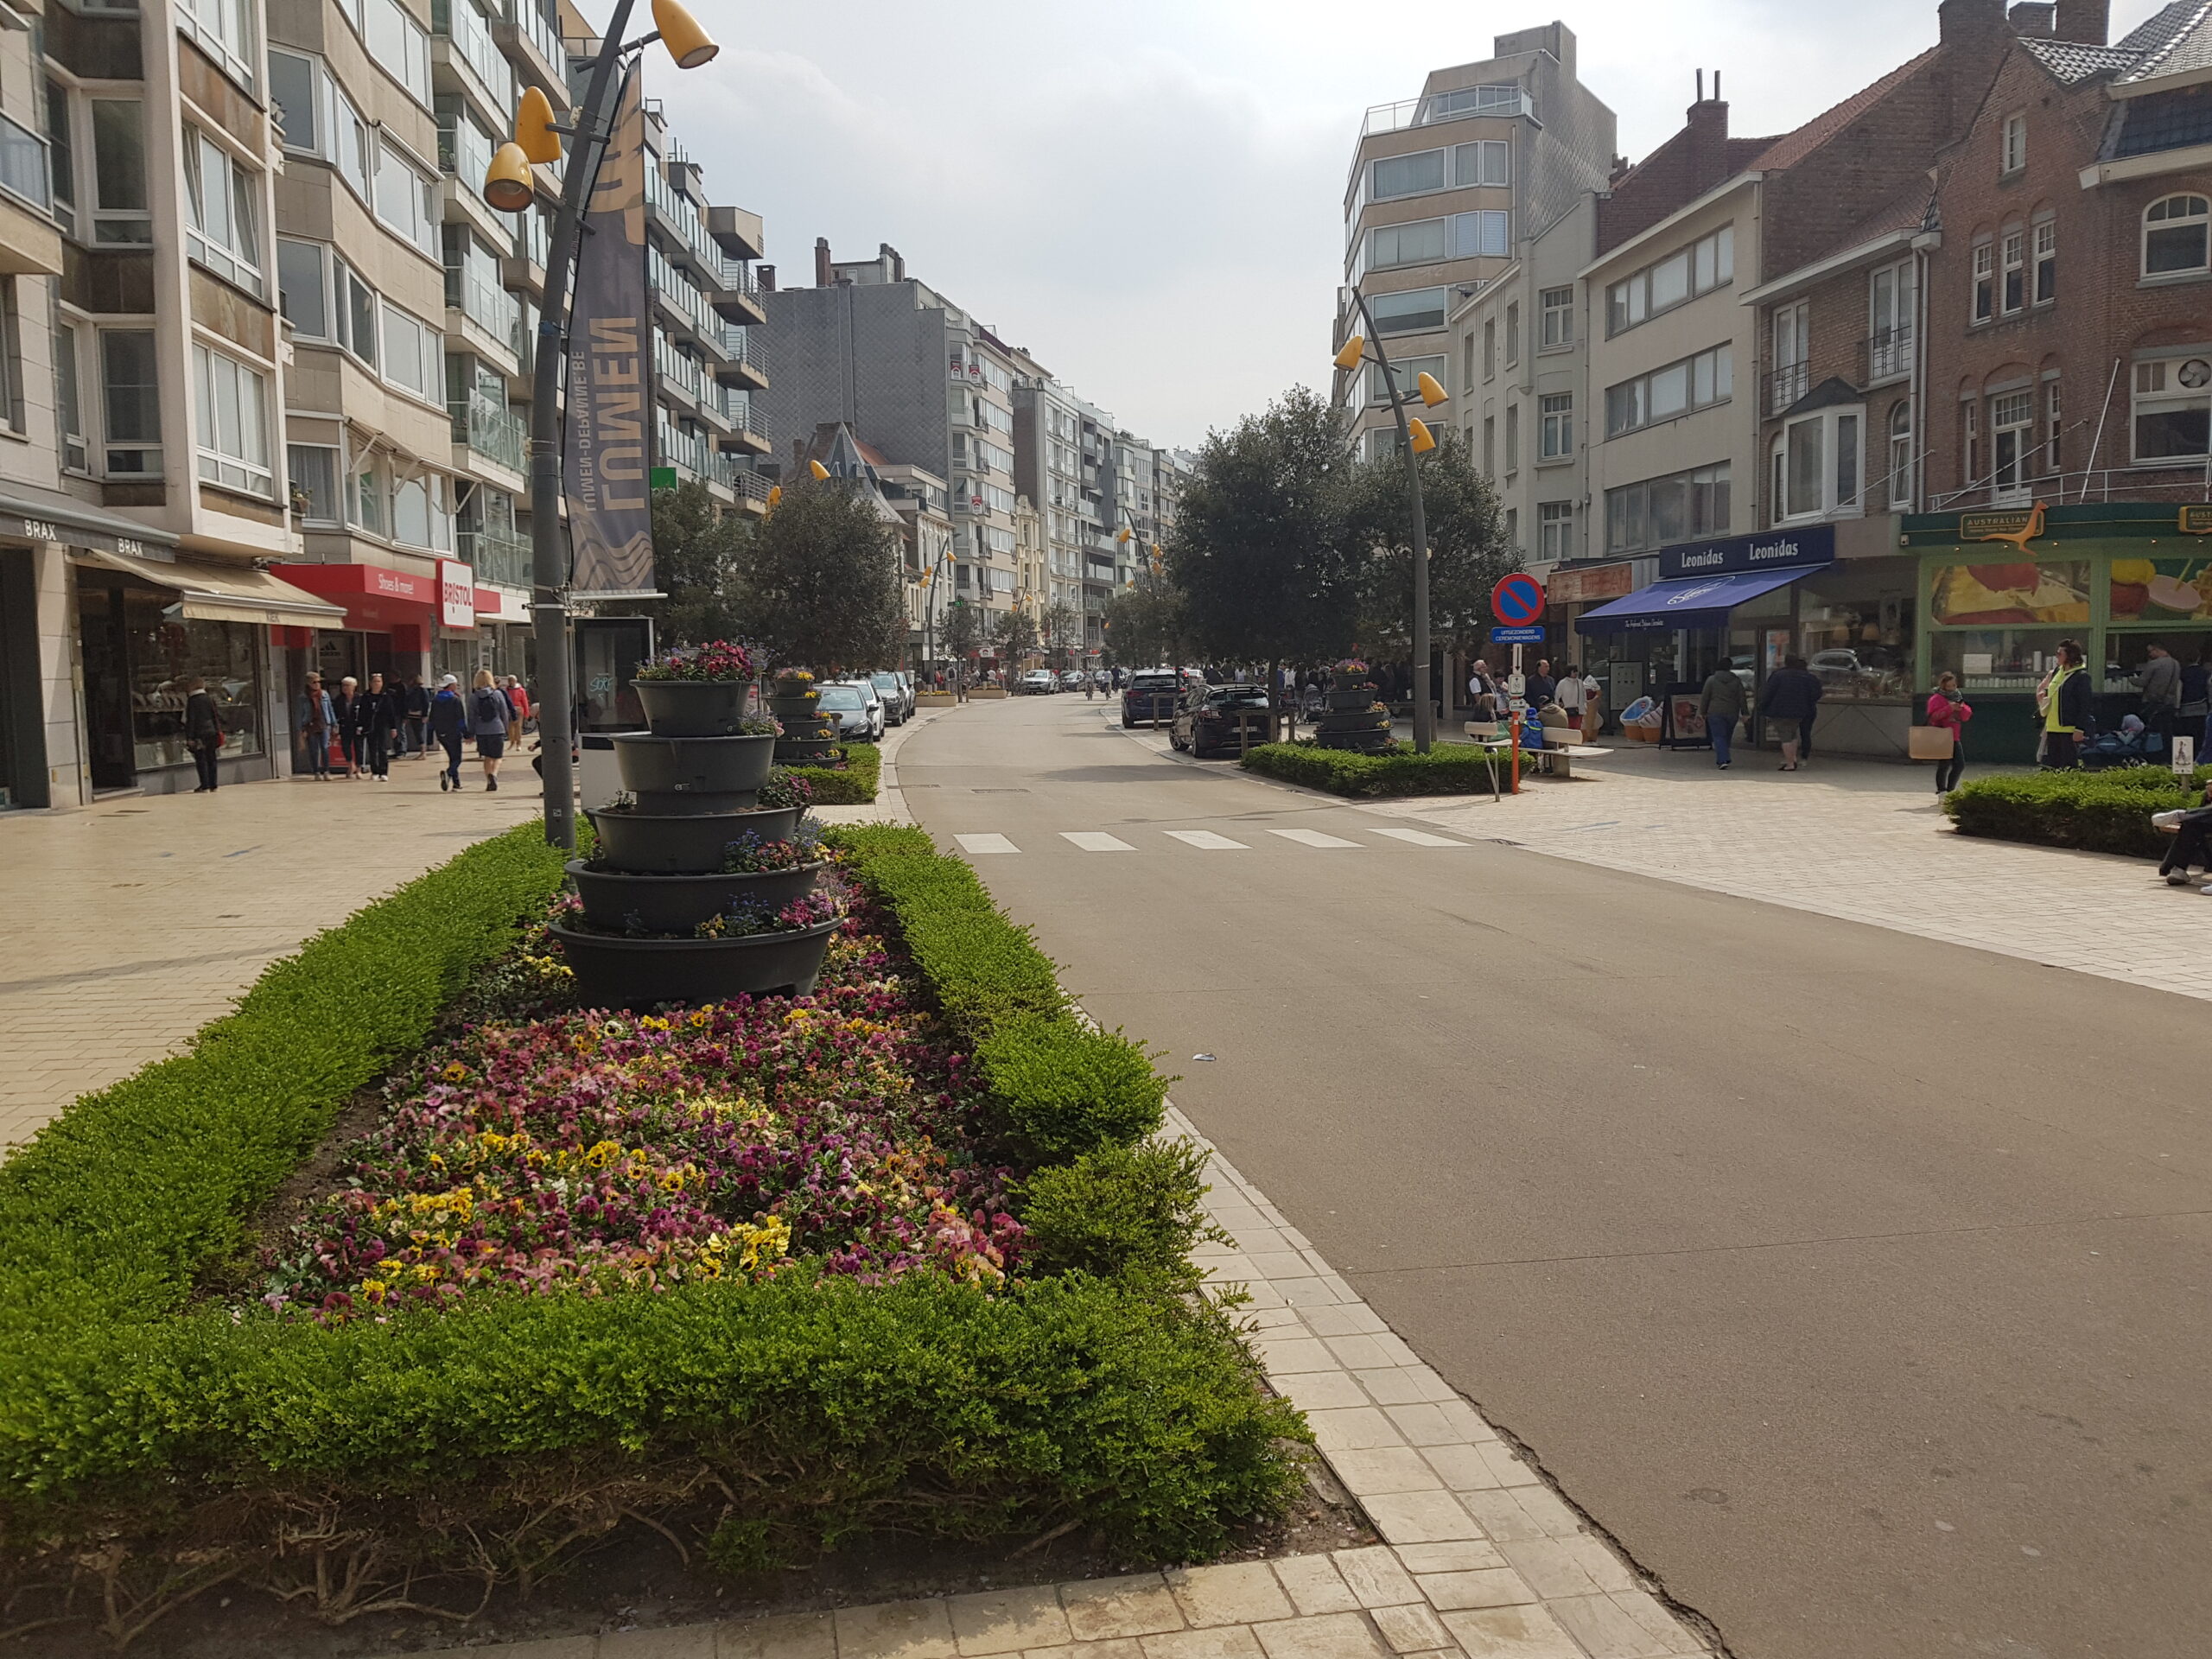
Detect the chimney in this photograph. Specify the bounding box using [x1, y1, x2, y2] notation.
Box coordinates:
[813, 236, 832, 287]
[758, 264, 775, 292]
[1681, 76, 1731, 193]
[880, 242, 906, 283]
[2008, 2, 2055, 35]
[2052, 0, 2107, 42]
[1939, 0, 2009, 49]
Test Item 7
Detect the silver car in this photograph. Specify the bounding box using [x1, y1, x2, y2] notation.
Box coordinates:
[817, 681, 884, 741]
[868, 671, 910, 725]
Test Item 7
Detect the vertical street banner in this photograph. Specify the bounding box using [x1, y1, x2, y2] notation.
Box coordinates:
[563, 64, 657, 597]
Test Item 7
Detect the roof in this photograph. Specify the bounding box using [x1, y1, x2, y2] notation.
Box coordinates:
[1750, 47, 1941, 172]
[1831, 181, 1939, 250]
[2020, 37, 2140, 82]
[2117, 0, 2212, 82]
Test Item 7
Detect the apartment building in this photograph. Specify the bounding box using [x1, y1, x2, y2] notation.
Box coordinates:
[1010, 373, 1091, 621]
[1336, 22, 1615, 461]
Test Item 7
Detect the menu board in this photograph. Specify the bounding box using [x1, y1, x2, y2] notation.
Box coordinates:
[1929, 561, 2091, 626]
[2109, 557, 2212, 624]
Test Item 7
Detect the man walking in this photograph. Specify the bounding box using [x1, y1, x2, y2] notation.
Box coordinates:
[401, 675, 429, 757]
[1758, 654, 1824, 772]
[1699, 661, 1746, 768]
[1554, 663, 1587, 741]
[430, 674, 467, 790]
[2138, 642, 2181, 752]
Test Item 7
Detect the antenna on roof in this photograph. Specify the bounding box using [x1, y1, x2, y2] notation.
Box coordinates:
[1697, 68, 1705, 102]
[1714, 71, 1722, 100]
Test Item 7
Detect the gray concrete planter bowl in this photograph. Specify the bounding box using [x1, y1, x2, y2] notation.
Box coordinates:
[588, 804, 803, 873]
[565, 858, 825, 933]
[549, 913, 840, 1009]
[634, 679, 752, 737]
[613, 731, 775, 796]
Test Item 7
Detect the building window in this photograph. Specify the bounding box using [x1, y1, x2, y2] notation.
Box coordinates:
[2143, 194, 2209, 277]
[1538, 501, 1573, 562]
[1454, 141, 1509, 187]
[374, 139, 437, 257]
[1481, 415, 1494, 475]
[193, 344, 272, 497]
[177, 0, 258, 92]
[1482, 317, 1495, 378]
[1605, 225, 1732, 336]
[1772, 407, 1864, 521]
[1539, 392, 1572, 459]
[1868, 259, 1914, 379]
[276, 238, 328, 336]
[100, 328, 161, 476]
[54, 321, 89, 473]
[43, 77, 75, 233]
[269, 49, 316, 151]
[1605, 344, 1732, 437]
[1771, 301, 1808, 412]
[2000, 112, 2026, 175]
[2000, 227, 2025, 315]
[1605, 462, 1729, 553]
[1988, 391, 2035, 498]
[2033, 219, 2056, 304]
[1503, 404, 1519, 473]
[1369, 287, 1446, 335]
[1886, 400, 1912, 510]
[380, 302, 437, 400]
[334, 257, 378, 367]
[1504, 301, 1519, 366]
[361, 0, 433, 106]
[1503, 507, 1518, 550]
[2044, 378, 2062, 476]
[352, 451, 384, 534]
[2133, 355, 2212, 461]
[0, 281, 19, 435]
[288, 443, 340, 522]
[1962, 399, 1979, 488]
[1461, 330, 1476, 391]
[1370, 149, 1446, 200]
[1971, 239, 1994, 322]
[1539, 286, 1573, 349]
[1366, 355, 1443, 406]
[90, 99, 151, 245]
[183, 128, 263, 296]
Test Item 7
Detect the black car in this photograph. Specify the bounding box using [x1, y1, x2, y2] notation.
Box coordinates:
[1122, 670, 1182, 728]
[1172, 684, 1272, 757]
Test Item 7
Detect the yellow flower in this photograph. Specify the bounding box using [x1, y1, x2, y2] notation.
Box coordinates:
[442, 1062, 469, 1082]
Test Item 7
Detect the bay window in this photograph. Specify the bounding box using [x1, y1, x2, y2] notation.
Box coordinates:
[89, 99, 151, 245]
[193, 344, 272, 497]
[183, 127, 263, 296]
[177, 0, 257, 92]
[373, 139, 437, 257]
[1369, 287, 1446, 336]
[100, 328, 161, 476]
[1770, 405, 1864, 522]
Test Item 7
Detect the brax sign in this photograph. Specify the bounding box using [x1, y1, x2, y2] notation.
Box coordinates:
[1657, 524, 1834, 580]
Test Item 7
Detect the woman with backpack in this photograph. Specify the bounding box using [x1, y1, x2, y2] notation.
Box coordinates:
[468, 667, 515, 791]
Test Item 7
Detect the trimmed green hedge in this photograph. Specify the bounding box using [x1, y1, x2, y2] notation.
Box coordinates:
[791, 741, 880, 804]
[1945, 765, 2212, 859]
[0, 818, 1297, 1590]
[1240, 741, 1524, 798]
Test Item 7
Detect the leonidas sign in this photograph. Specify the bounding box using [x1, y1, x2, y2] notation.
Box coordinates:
[563, 65, 657, 599]
[1657, 524, 1835, 580]
[437, 559, 475, 630]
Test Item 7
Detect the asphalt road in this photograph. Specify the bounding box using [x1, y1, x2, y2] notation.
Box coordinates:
[897, 692, 2212, 1659]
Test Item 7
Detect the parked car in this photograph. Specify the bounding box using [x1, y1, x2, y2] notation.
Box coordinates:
[1019, 669, 1058, 696]
[868, 671, 910, 725]
[895, 671, 916, 712]
[817, 681, 884, 741]
[1058, 669, 1085, 690]
[1172, 684, 1273, 758]
[1122, 669, 1183, 728]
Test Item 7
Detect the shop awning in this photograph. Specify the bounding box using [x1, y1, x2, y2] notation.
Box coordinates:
[73, 548, 346, 629]
[1574, 565, 1827, 634]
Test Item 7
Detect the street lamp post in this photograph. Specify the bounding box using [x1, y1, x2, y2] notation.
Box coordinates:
[1334, 296, 1448, 753]
[481, 0, 719, 848]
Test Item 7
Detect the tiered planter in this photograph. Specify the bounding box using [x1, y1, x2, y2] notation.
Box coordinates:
[554, 688, 832, 1008]
[770, 675, 841, 765]
[1313, 668, 1392, 752]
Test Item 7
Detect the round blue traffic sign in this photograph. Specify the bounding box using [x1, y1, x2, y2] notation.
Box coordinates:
[1492, 572, 1547, 627]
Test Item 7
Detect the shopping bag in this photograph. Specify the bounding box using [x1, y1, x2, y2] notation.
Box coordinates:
[1908, 724, 1955, 761]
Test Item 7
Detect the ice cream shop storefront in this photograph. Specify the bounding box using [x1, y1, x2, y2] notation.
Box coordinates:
[1905, 502, 2212, 764]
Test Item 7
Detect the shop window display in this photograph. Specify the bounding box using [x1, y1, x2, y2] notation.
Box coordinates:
[123, 591, 263, 771]
[1796, 563, 1915, 699]
[1927, 559, 2090, 627]
[1929, 628, 2077, 692]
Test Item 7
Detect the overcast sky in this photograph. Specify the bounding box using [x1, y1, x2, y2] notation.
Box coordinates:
[649, 0, 2173, 453]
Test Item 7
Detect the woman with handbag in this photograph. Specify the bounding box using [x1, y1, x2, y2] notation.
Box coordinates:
[1925, 672, 1973, 796]
[2037, 640, 2091, 768]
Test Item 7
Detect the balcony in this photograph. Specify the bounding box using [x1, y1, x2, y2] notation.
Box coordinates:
[643, 162, 728, 283]
[454, 386, 526, 478]
[457, 522, 530, 588]
[657, 411, 739, 493]
[1362, 84, 1533, 136]
[736, 468, 772, 512]
[708, 203, 764, 261]
[0, 108, 50, 213]
[653, 330, 708, 411]
[491, 0, 570, 110]
[707, 261, 767, 327]
[431, 0, 515, 118]
[1765, 362, 1810, 416]
[718, 390, 770, 456]
[711, 325, 770, 391]
[1858, 327, 1913, 386]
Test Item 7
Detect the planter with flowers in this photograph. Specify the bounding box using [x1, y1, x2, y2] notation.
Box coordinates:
[1313, 659, 1392, 752]
[769, 667, 842, 765]
[632, 639, 761, 735]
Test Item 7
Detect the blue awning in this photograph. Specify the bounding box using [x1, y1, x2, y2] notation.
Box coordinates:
[1574, 565, 1827, 634]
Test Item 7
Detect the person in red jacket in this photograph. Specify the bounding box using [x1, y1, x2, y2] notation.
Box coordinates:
[1926, 671, 1974, 796]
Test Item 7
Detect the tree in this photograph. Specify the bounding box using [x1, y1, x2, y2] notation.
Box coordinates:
[993, 606, 1039, 663]
[939, 597, 985, 668]
[1345, 430, 1518, 658]
[1040, 602, 1081, 669]
[641, 480, 749, 645]
[1100, 581, 1185, 670]
[737, 478, 906, 673]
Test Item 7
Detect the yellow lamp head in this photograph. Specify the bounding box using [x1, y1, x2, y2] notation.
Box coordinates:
[809, 460, 830, 480]
[1408, 417, 1437, 454]
[1415, 372, 1447, 408]
[514, 86, 562, 165]
[765, 484, 782, 512]
[1334, 334, 1366, 372]
[483, 143, 534, 213]
[652, 0, 719, 68]
[1116, 527, 1131, 543]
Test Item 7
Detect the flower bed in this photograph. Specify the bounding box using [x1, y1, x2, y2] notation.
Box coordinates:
[1240, 740, 1524, 798]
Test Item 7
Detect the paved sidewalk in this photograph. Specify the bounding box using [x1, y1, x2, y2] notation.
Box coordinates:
[0, 753, 539, 1153]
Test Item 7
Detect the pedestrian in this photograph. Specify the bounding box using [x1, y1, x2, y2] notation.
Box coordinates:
[430, 672, 467, 790]
[1466, 661, 1497, 721]
[1758, 653, 1824, 772]
[1555, 661, 1587, 741]
[1698, 659, 1746, 769]
[468, 666, 513, 791]
[332, 676, 363, 778]
[1925, 671, 1974, 796]
[2037, 639, 2091, 768]
[502, 675, 528, 748]
[401, 675, 429, 756]
[359, 671, 398, 779]
[1525, 658, 1555, 709]
[2158, 776, 2212, 887]
[296, 672, 334, 780]
[2137, 641, 2181, 753]
[182, 678, 223, 792]
[1579, 665, 1604, 740]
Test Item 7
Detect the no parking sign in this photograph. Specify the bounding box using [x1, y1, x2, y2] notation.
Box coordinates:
[1491, 573, 1547, 628]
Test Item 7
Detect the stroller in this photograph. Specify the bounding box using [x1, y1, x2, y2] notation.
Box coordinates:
[2076, 715, 2158, 771]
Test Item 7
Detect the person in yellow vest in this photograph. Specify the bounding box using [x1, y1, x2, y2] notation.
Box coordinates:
[2038, 639, 2091, 769]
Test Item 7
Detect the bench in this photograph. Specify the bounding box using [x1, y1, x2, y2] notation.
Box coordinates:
[1461, 725, 1611, 780]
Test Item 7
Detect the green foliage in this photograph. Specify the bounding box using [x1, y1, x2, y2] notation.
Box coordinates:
[1346, 429, 1519, 656]
[788, 742, 880, 804]
[741, 478, 907, 673]
[1239, 741, 1514, 798]
[1166, 386, 1359, 669]
[1102, 579, 1187, 671]
[1040, 602, 1084, 670]
[1945, 766, 2212, 858]
[644, 480, 752, 645]
[993, 606, 1039, 661]
[939, 597, 986, 664]
[1021, 1139, 1220, 1291]
[977, 1016, 1167, 1163]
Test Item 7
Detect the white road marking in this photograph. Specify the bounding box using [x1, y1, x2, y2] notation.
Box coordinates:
[1164, 830, 1249, 850]
[1062, 831, 1137, 852]
[1267, 827, 1363, 849]
[1372, 827, 1470, 848]
[954, 834, 1021, 855]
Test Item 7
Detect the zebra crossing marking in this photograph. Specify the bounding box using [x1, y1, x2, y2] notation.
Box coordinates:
[1061, 831, 1136, 852]
[1163, 830, 1249, 850]
[1371, 827, 1468, 848]
[953, 834, 1021, 855]
[1267, 827, 1363, 849]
